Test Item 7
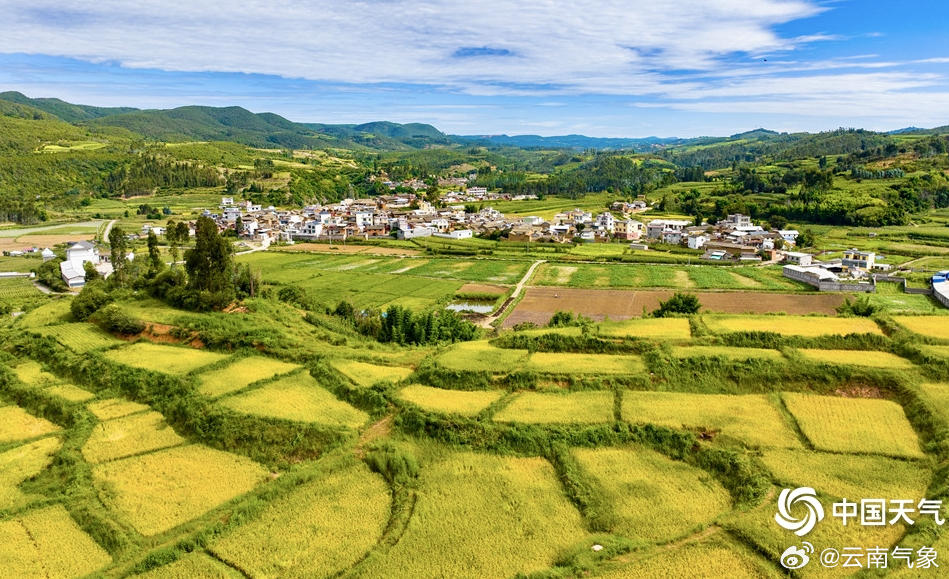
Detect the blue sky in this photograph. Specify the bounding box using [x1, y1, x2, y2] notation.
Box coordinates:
[1, 0, 947, 137]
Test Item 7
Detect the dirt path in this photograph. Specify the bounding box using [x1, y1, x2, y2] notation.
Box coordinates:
[477, 259, 545, 328]
[355, 415, 394, 458]
[101, 219, 117, 242]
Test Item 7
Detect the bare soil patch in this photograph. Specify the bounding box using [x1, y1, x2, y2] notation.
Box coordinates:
[503, 287, 849, 328]
[459, 283, 508, 295]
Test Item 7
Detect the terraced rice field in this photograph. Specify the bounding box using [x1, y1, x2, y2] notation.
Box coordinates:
[105, 342, 230, 375]
[918, 344, 949, 359]
[574, 447, 732, 542]
[331, 360, 414, 387]
[16, 300, 72, 328]
[211, 459, 390, 579]
[0, 504, 111, 579]
[622, 392, 802, 449]
[893, 315, 949, 339]
[0, 406, 61, 443]
[34, 323, 123, 352]
[87, 398, 150, 420]
[82, 411, 185, 463]
[703, 315, 882, 336]
[43, 384, 95, 402]
[597, 317, 692, 340]
[494, 391, 615, 424]
[0, 437, 62, 510]
[436, 341, 529, 373]
[398, 385, 504, 416]
[93, 445, 268, 536]
[133, 552, 243, 579]
[11, 359, 59, 386]
[671, 346, 783, 361]
[351, 450, 588, 579]
[596, 535, 770, 579]
[219, 373, 368, 429]
[0, 277, 42, 301]
[197, 356, 301, 397]
[783, 394, 923, 458]
[919, 383, 949, 425]
[797, 348, 915, 369]
[524, 352, 644, 375]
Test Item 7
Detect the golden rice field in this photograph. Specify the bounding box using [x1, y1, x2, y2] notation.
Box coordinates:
[219, 373, 368, 429]
[43, 384, 95, 402]
[703, 314, 883, 337]
[82, 411, 185, 464]
[525, 352, 644, 375]
[0, 406, 61, 444]
[16, 300, 71, 328]
[597, 536, 771, 579]
[918, 344, 949, 359]
[893, 315, 949, 340]
[622, 392, 802, 449]
[11, 359, 59, 386]
[331, 359, 415, 387]
[513, 326, 583, 337]
[35, 323, 123, 352]
[352, 450, 588, 579]
[0, 437, 62, 511]
[104, 342, 230, 375]
[758, 449, 932, 501]
[197, 356, 301, 398]
[398, 384, 504, 416]
[597, 317, 692, 340]
[93, 445, 268, 536]
[494, 391, 615, 424]
[211, 458, 390, 579]
[0, 504, 111, 579]
[86, 398, 150, 420]
[797, 348, 916, 369]
[783, 394, 924, 458]
[671, 346, 784, 361]
[573, 447, 732, 543]
[435, 341, 529, 373]
[919, 383, 949, 425]
[133, 552, 243, 579]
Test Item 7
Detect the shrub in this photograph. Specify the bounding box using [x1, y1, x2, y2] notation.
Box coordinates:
[652, 292, 700, 317]
[70, 282, 113, 321]
[95, 304, 145, 335]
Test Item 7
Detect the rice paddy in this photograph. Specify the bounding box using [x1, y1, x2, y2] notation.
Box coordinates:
[783, 394, 924, 458]
[893, 315, 949, 339]
[0, 437, 62, 510]
[919, 383, 949, 425]
[11, 359, 59, 386]
[331, 359, 415, 387]
[34, 323, 123, 352]
[574, 447, 732, 542]
[0, 406, 61, 444]
[622, 392, 803, 449]
[43, 384, 95, 402]
[219, 373, 368, 429]
[82, 411, 185, 463]
[596, 317, 693, 340]
[0, 504, 111, 579]
[671, 346, 783, 361]
[16, 300, 71, 328]
[524, 352, 644, 375]
[435, 341, 529, 373]
[211, 458, 390, 579]
[86, 398, 150, 420]
[797, 348, 915, 369]
[494, 391, 615, 424]
[133, 552, 244, 579]
[597, 535, 771, 579]
[398, 384, 504, 416]
[918, 344, 949, 359]
[92, 445, 268, 536]
[196, 356, 301, 398]
[703, 315, 883, 337]
[104, 342, 230, 375]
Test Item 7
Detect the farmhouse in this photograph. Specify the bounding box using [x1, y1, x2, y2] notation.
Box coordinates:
[59, 241, 105, 288]
[842, 249, 875, 270]
[783, 251, 813, 266]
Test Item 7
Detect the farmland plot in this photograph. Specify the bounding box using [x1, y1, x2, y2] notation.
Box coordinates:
[893, 315, 949, 340]
[597, 317, 692, 340]
[133, 553, 243, 579]
[525, 352, 644, 375]
[671, 346, 783, 361]
[219, 373, 368, 429]
[11, 359, 59, 386]
[398, 384, 504, 416]
[0, 277, 42, 301]
[494, 391, 615, 424]
[920, 383, 949, 425]
[87, 398, 150, 420]
[211, 459, 390, 579]
[574, 447, 732, 542]
[34, 323, 122, 352]
[16, 300, 71, 328]
[0, 436, 62, 510]
[43, 384, 95, 402]
[783, 394, 923, 458]
[435, 341, 529, 373]
[0, 504, 111, 579]
[703, 314, 882, 337]
[82, 411, 185, 463]
[197, 356, 301, 397]
[93, 445, 268, 536]
[597, 535, 772, 579]
[622, 392, 802, 449]
[0, 406, 61, 444]
[797, 348, 915, 369]
[352, 450, 588, 579]
[105, 342, 229, 375]
[331, 360, 414, 387]
[918, 344, 949, 359]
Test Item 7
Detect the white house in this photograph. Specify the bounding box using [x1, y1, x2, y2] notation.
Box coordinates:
[41, 248, 56, 262]
[646, 219, 689, 239]
[687, 233, 709, 250]
[59, 241, 100, 288]
[433, 230, 473, 240]
[594, 212, 615, 234]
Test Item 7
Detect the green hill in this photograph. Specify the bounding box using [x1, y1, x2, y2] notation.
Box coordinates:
[0, 91, 138, 122]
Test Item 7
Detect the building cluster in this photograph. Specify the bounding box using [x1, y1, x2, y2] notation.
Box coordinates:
[782, 248, 891, 289]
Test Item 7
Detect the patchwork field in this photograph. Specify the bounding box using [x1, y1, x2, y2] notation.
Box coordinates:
[133, 553, 244, 579]
[87, 398, 150, 420]
[82, 411, 185, 463]
[11, 359, 59, 386]
[524, 352, 644, 375]
[703, 314, 882, 337]
[105, 342, 230, 375]
[16, 299, 72, 328]
[435, 341, 529, 372]
[398, 384, 504, 416]
[893, 315, 949, 339]
[197, 356, 301, 397]
[0, 504, 111, 579]
[783, 394, 923, 458]
[93, 445, 268, 536]
[43, 383, 95, 402]
[0, 276, 43, 301]
[596, 317, 692, 340]
[494, 391, 615, 424]
[34, 323, 123, 352]
[797, 348, 915, 369]
[351, 450, 588, 579]
[219, 373, 368, 428]
[919, 383, 949, 425]
[211, 459, 390, 579]
[0, 437, 62, 510]
[0, 406, 61, 444]
[574, 447, 732, 542]
[331, 359, 414, 387]
[671, 346, 783, 361]
[597, 536, 771, 579]
[918, 344, 949, 359]
[622, 392, 802, 449]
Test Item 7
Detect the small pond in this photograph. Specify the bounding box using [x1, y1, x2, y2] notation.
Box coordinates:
[445, 300, 495, 314]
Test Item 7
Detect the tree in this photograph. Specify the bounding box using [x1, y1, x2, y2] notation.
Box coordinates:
[185, 216, 232, 294]
[235, 216, 243, 237]
[796, 228, 816, 248]
[147, 230, 164, 277]
[652, 292, 701, 317]
[83, 261, 101, 283]
[768, 215, 788, 231]
[108, 226, 128, 287]
[71, 281, 113, 321]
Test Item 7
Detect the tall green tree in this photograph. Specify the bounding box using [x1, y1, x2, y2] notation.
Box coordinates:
[108, 226, 128, 287]
[147, 230, 164, 276]
[185, 216, 232, 293]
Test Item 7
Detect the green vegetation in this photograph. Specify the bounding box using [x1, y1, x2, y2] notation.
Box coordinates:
[0, 437, 62, 510]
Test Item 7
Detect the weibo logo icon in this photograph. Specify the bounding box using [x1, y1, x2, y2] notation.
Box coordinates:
[775, 487, 825, 536]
